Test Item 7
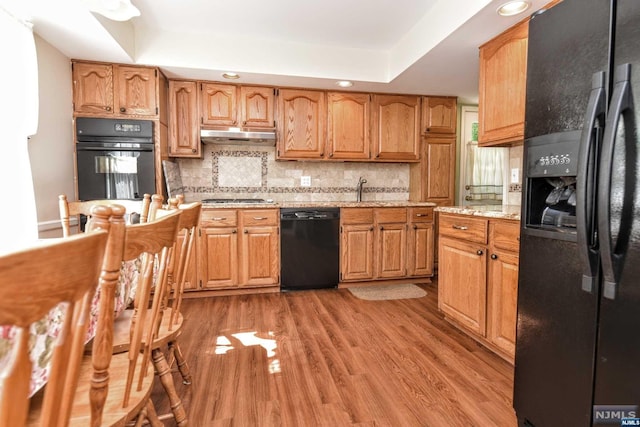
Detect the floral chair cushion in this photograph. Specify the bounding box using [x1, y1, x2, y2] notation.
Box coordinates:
[0, 255, 147, 397]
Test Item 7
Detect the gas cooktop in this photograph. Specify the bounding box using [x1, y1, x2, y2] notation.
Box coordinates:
[201, 198, 268, 204]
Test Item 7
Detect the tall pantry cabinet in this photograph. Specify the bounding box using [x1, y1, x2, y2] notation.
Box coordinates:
[71, 60, 169, 197]
[409, 96, 457, 206]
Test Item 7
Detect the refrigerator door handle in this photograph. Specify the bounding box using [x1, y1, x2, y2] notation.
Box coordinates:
[577, 71, 606, 294]
[598, 63, 633, 300]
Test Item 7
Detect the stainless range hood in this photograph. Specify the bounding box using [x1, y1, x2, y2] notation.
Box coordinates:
[200, 128, 276, 145]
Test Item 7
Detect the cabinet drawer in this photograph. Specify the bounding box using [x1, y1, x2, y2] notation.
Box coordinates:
[375, 207, 407, 223]
[240, 209, 278, 226]
[409, 207, 434, 223]
[490, 220, 520, 253]
[342, 208, 374, 225]
[439, 214, 488, 244]
[200, 209, 237, 227]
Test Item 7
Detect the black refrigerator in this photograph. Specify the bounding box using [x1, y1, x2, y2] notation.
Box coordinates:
[514, 0, 640, 426]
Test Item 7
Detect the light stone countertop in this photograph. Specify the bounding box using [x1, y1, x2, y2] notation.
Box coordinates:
[200, 200, 437, 209]
[434, 205, 521, 221]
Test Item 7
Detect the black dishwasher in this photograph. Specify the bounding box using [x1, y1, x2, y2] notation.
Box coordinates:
[280, 208, 340, 291]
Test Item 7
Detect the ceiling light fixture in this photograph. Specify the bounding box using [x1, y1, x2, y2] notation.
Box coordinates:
[336, 80, 353, 88]
[81, 0, 140, 21]
[497, 1, 530, 16]
[222, 72, 240, 80]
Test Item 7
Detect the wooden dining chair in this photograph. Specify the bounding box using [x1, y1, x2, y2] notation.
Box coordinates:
[58, 194, 152, 237]
[140, 196, 202, 424]
[0, 207, 110, 427]
[109, 195, 197, 426]
[26, 204, 182, 426]
[165, 197, 201, 385]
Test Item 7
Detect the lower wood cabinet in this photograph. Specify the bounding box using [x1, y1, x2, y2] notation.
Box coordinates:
[437, 213, 519, 362]
[196, 208, 279, 291]
[408, 207, 435, 277]
[439, 237, 487, 335]
[341, 208, 375, 281]
[341, 207, 434, 283]
[374, 208, 408, 279]
[183, 205, 434, 294]
[176, 230, 198, 291]
[486, 247, 519, 356]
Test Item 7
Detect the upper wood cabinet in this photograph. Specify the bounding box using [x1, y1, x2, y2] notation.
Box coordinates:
[371, 95, 420, 162]
[200, 83, 276, 128]
[200, 83, 237, 126]
[240, 86, 276, 128]
[478, 20, 528, 146]
[117, 66, 158, 116]
[72, 61, 159, 117]
[73, 62, 113, 114]
[421, 96, 457, 135]
[424, 137, 456, 205]
[327, 92, 371, 160]
[277, 89, 326, 160]
[409, 136, 456, 206]
[168, 80, 201, 158]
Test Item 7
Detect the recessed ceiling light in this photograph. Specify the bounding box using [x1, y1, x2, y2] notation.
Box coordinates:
[336, 80, 353, 88]
[497, 1, 530, 16]
[222, 72, 240, 79]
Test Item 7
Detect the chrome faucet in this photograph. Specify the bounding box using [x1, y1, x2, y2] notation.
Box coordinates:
[356, 177, 367, 202]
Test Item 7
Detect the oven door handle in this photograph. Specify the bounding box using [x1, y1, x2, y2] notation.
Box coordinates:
[577, 71, 605, 294]
[76, 146, 154, 152]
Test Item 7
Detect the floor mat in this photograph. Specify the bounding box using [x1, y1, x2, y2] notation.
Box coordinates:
[348, 284, 427, 301]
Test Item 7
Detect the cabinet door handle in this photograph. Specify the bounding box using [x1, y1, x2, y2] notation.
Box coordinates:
[212, 217, 227, 220]
[120, 107, 126, 113]
[243, 120, 247, 125]
[452, 225, 468, 230]
[413, 225, 418, 230]
[380, 226, 384, 230]
[416, 213, 426, 217]
[232, 229, 237, 234]
[477, 249, 484, 256]
[369, 226, 374, 231]
[192, 148, 197, 153]
[105, 106, 112, 111]
[491, 253, 498, 260]
[244, 230, 249, 234]
[253, 217, 267, 220]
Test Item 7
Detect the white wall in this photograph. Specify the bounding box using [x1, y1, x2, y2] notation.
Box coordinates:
[28, 35, 74, 238]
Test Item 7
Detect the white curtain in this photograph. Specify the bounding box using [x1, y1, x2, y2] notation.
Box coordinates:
[467, 142, 505, 200]
[0, 5, 39, 253]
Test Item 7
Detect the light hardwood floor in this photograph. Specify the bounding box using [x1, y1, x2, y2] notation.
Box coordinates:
[152, 282, 517, 426]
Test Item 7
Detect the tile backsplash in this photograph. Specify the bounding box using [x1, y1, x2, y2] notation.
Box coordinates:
[175, 144, 410, 202]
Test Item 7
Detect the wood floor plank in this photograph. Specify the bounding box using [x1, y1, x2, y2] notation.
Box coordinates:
[152, 282, 517, 426]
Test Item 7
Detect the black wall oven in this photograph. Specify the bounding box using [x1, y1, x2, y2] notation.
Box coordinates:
[76, 117, 155, 200]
